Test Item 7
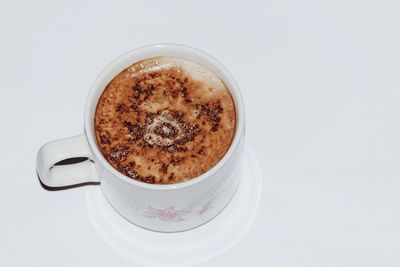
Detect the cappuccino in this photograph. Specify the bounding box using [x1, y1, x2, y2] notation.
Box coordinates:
[95, 57, 235, 184]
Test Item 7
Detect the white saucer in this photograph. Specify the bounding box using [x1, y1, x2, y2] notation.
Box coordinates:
[85, 146, 263, 267]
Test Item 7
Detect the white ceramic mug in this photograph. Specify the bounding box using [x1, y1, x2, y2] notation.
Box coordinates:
[36, 44, 245, 232]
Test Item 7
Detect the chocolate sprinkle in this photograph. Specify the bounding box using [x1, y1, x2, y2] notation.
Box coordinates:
[175, 124, 199, 145]
[132, 82, 142, 100]
[124, 121, 145, 142]
[154, 122, 178, 139]
[144, 176, 155, 184]
[100, 134, 111, 144]
[121, 164, 139, 179]
[170, 157, 184, 166]
[115, 104, 127, 114]
[159, 163, 168, 173]
[198, 102, 223, 132]
[109, 147, 129, 163]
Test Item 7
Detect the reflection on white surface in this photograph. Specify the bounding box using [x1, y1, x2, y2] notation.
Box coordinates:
[85, 145, 262, 267]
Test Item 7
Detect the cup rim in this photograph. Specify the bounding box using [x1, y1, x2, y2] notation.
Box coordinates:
[84, 43, 245, 190]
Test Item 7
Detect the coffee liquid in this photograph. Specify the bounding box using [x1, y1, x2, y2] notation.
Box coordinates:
[95, 57, 236, 184]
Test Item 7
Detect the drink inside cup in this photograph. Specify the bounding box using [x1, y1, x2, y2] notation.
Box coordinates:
[94, 56, 236, 184]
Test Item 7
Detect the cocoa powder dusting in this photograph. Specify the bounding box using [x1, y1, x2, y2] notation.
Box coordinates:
[198, 102, 223, 132]
[124, 121, 145, 142]
[115, 104, 128, 114]
[159, 163, 168, 173]
[95, 56, 236, 184]
[109, 147, 129, 163]
[100, 134, 111, 144]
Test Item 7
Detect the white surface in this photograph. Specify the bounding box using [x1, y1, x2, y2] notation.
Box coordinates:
[0, 0, 400, 266]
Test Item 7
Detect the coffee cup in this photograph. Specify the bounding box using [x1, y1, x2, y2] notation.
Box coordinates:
[36, 44, 245, 232]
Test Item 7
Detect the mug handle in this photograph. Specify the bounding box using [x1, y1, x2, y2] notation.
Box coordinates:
[36, 135, 100, 188]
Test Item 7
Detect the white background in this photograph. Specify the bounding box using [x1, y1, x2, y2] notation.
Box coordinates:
[1, 0, 400, 266]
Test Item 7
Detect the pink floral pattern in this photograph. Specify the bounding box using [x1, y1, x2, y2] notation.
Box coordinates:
[109, 185, 220, 222]
[144, 206, 192, 222]
[198, 200, 213, 215]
